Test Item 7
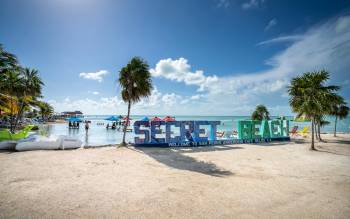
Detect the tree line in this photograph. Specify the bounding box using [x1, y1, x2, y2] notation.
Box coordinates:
[251, 71, 349, 150]
[0, 44, 53, 133]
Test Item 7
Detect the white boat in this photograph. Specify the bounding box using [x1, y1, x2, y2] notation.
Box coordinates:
[15, 135, 82, 151]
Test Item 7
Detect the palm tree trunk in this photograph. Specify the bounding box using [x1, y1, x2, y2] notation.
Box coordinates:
[318, 124, 323, 142]
[121, 100, 131, 146]
[334, 116, 337, 137]
[13, 101, 25, 131]
[311, 118, 315, 150]
[9, 98, 14, 133]
[314, 122, 319, 140]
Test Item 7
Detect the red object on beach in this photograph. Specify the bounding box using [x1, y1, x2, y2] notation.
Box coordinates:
[151, 116, 162, 121]
[163, 116, 175, 122]
[122, 117, 132, 120]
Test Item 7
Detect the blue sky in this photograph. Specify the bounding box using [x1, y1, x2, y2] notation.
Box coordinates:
[1, 0, 350, 115]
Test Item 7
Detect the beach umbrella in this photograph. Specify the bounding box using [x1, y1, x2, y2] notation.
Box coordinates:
[105, 116, 119, 121]
[163, 116, 175, 122]
[151, 116, 162, 121]
[141, 116, 150, 122]
[66, 117, 83, 122]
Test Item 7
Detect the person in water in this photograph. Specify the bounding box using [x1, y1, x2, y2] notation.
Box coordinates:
[85, 121, 89, 130]
[106, 124, 110, 129]
[111, 122, 116, 129]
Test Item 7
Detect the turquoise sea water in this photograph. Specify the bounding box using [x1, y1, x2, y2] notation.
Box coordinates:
[43, 115, 350, 146]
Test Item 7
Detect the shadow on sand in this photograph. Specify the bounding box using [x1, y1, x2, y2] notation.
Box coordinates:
[130, 145, 242, 177]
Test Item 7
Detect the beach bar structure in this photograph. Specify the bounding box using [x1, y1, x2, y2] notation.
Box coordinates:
[59, 111, 83, 119]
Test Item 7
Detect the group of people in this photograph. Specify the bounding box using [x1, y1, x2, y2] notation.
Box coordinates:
[68, 121, 80, 129]
[106, 122, 119, 130]
[106, 120, 129, 129]
[69, 121, 90, 130]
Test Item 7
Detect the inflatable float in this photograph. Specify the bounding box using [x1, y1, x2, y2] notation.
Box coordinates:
[0, 125, 34, 142]
[15, 135, 82, 151]
[0, 140, 17, 150]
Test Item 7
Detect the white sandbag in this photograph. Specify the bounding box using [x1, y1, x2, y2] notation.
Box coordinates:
[15, 135, 60, 151]
[59, 136, 82, 149]
[0, 141, 17, 150]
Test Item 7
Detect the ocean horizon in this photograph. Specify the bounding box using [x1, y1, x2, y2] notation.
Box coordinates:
[79, 114, 350, 133]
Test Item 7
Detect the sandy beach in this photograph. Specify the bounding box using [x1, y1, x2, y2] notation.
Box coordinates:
[0, 134, 349, 218]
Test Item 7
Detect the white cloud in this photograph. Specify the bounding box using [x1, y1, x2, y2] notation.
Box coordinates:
[242, 0, 265, 10]
[79, 70, 109, 82]
[161, 93, 182, 107]
[150, 57, 218, 92]
[264, 18, 277, 31]
[257, 35, 304, 46]
[216, 0, 230, 8]
[88, 91, 99, 95]
[190, 94, 202, 100]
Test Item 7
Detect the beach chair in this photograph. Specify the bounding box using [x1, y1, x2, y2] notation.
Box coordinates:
[297, 126, 309, 137]
[216, 131, 225, 138]
[290, 126, 298, 136]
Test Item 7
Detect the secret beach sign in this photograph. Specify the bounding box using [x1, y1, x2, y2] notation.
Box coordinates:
[133, 119, 290, 147]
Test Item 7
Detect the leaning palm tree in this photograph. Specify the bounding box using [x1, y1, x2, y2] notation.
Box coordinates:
[251, 104, 270, 120]
[330, 104, 349, 137]
[288, 70, 342, 150]
[118, 57, 153, 146]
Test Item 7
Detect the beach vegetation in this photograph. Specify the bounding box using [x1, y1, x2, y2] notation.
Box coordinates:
[251, 104, 270, 120]
[288, 70, 343, 150]
[330, 104, 349, 137]
[118, 57, 153, 146]
[0, 44, 51, 132]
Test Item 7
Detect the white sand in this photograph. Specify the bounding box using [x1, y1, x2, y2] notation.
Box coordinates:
[0, 134, 349, 218]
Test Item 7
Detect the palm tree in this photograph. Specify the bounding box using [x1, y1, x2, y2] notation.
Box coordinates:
[314, 115, 330, 141]
[330, 104, 349, 137]
[0, 70, 23, 132]
[13, 68, 44, 130]
[37, 101, 54, 121]
[251, 104, 270, 120]
[118, 57, 153, 146]
[288, 70, 342, 150]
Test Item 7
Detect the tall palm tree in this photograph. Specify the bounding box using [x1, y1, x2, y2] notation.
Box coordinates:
[288, 70, 342, 150]
[330, 104, 349, 137]
[118, 57, 153, 146]
[251, 104, 270, 120]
